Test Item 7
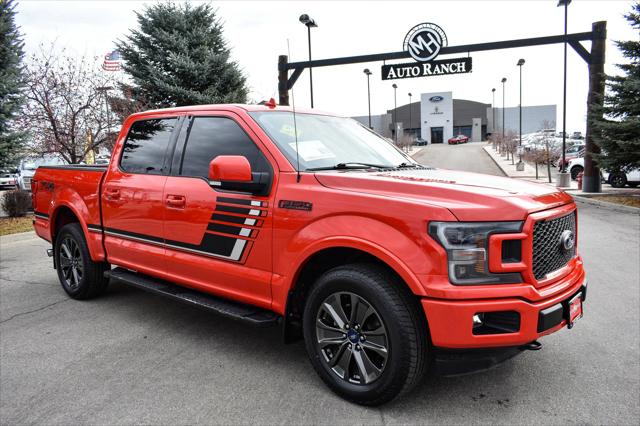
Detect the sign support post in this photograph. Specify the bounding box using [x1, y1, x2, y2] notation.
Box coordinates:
[583, 21, 607, 193]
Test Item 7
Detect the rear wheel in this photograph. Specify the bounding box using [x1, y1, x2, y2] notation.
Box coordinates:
[55, 223, 110, 299]
[609, 172, 627, 188]
[303, 264, 427, 406]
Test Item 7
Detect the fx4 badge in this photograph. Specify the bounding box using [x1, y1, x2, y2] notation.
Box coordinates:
[279, 200, 313, 211]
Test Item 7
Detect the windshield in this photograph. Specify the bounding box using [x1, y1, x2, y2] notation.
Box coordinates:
[249, 112, 414, 171]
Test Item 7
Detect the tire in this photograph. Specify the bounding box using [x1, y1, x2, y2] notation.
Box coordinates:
[55, 223, 110, 300]
[609, 172, 627, 188]
[570, 165, 584, 180]
[303, 263, 427, 406]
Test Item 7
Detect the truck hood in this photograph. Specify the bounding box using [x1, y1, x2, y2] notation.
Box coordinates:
[314, 167, 573, 221]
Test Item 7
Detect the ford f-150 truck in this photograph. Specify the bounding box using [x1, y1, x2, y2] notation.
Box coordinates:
[32, 104, 586, 405]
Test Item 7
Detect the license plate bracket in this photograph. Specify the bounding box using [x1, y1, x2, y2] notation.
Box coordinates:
[564, 292, 583, 329]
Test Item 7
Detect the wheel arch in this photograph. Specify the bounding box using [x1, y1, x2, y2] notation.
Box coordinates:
[282, 244, 425, 343]
[50, 198, 105, 262]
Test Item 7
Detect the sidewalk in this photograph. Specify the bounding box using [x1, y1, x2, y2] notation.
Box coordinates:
[483, 144, 640, 213]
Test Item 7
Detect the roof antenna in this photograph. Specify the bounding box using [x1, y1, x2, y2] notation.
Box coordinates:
[287, 39, 301, 183]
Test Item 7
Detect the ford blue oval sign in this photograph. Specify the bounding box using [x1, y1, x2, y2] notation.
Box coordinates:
[429, 96, 444, 102]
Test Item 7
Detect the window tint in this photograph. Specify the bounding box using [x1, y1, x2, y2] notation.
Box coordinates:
[181, 117, 270, 178]
[120, 118, 177, 174]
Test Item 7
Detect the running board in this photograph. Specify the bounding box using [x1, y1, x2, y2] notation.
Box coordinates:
[107, 267, 280, 327]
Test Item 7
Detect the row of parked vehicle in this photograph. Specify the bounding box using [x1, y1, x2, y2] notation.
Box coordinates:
[1, 154, 111, 192]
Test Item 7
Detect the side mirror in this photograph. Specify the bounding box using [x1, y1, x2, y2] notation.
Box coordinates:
[208, 155, 270, 195]
[208, 155, 252, 182]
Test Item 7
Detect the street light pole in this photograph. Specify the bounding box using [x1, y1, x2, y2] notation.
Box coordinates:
[392, 83, 398, 143]
[516, 59, 525, 171]
[501, 77, 507, 159]
[408, 92, 412, 139]
[364, 68, 372, 128]
[492, 88, 496, 134]
[557, 0, 572, 187]
[299, 14, 318, 108]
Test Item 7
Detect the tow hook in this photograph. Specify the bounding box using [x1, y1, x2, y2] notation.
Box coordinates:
[521, 340, 542, 351]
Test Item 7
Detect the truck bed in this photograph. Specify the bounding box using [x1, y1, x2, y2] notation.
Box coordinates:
[32, 165, 107, 251]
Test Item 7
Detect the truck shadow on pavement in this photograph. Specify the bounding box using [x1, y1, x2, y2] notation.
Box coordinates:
[100, 282, 530, 410]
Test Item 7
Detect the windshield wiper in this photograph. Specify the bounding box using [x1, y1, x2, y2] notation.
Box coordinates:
[397, 162, 420, 168]
[307, 162, 389, 171]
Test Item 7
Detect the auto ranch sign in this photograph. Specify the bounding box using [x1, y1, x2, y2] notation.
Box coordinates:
[381, 23, 472, 81]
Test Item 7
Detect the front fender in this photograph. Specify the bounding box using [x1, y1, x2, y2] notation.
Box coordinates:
[271, 214, 438, 314]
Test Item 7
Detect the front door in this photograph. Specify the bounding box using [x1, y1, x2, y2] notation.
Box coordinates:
[102, 116, 181, 276]
[431, 127, 444, 144]
[162, 113, 276, 308]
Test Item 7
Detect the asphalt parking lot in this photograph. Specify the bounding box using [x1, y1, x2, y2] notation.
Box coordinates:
[0, 145, 638, 424]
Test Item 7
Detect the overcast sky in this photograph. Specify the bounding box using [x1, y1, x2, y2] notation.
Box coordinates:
[15, 0, 638, 133]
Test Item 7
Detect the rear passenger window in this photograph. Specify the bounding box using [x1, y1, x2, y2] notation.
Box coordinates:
[180, 117, 271, 178]
[120, 118, 176, 175]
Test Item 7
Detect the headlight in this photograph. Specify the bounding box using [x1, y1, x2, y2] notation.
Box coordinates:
[429, 221, 523, 285]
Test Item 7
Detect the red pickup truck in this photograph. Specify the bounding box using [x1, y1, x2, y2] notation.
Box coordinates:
[32, 104, 586, 405]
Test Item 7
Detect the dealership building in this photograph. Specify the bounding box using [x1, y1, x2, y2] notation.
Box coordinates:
[353, 91, 557, 144]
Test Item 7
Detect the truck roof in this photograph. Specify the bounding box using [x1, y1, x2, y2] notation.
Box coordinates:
[128, 104, 339, 120]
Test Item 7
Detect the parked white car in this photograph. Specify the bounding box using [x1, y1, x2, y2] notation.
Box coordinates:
[567, 157, 640, 188]
[0, 173, 19, 190]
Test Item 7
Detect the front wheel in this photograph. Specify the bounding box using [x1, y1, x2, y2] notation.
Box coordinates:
[55, 223, 110, 300]
[303, 264, 427, 406]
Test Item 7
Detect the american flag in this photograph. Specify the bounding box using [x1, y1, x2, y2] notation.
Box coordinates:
[102, 50, 121, 71]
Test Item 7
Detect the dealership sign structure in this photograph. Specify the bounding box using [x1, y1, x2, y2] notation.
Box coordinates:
[382, 57, 472, 80]
[277, 21, 607, 193]
[382, 23, 472, 80]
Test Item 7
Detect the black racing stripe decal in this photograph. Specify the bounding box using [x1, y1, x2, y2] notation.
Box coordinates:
[207, 222, 244, 236]
[166, 233, 237, 258]
[104, 226, 248, 262]
[216, 197, 265, 208]
[104, 227, 164, 244]
[216, 205, 251, 215]
[211, 213, 247, 225]
[216, 197, 253, 206]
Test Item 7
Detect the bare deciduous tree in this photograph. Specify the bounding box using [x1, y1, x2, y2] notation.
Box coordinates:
[17, 45, 119, 163]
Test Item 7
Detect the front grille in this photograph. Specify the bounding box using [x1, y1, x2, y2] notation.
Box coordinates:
[532, 211, 576, 280]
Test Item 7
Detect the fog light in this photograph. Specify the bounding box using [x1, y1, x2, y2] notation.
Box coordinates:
[472, 314, 483, 326]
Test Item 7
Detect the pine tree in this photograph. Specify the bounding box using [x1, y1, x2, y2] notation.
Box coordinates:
[591, 2, 640, 173]
[0, 0, 25, 169]
[116, 2, 248, 110]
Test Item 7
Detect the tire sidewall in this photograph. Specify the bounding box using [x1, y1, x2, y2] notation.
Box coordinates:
[55, 223, 92, 298]
[610, 173, 627, 188]
[303, 268, 412, 403]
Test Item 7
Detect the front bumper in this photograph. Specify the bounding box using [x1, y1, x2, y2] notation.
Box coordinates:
[422, 276, 586, 349]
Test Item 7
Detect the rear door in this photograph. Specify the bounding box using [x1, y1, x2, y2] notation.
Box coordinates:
[102, 116, 182, 277]
[162, 112, 276, 308]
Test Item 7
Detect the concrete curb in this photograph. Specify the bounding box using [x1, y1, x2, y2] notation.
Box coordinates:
[0, 230, 37, 244]
[571, 195, 640, 215]
[481, 145, 507, 177]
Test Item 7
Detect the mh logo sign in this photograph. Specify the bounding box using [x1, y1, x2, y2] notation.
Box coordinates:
[403, 23, 448, 62]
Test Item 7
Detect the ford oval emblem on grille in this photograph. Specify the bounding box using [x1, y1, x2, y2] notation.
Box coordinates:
[560, 230, 575, 251]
